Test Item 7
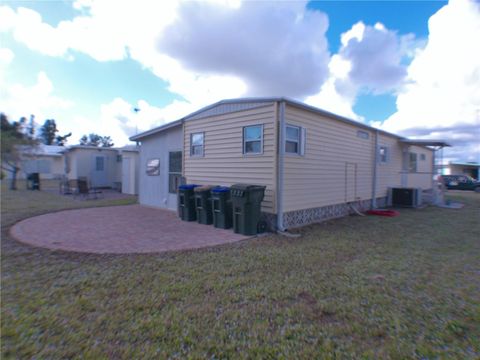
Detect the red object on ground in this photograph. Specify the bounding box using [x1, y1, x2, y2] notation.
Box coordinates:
[366, 209, 400, 217]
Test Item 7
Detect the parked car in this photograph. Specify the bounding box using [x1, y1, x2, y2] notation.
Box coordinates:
[440, 175, 480, 192]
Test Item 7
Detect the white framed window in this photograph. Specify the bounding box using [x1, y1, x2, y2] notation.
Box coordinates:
[285, 124, 306, 155]
[190, 132, 204, 157]
[357, 130, 370, 139]
[95, 156, 104, 171]
[409, 152, 417, 172]
[243, 124, 263, 154]
[379, 146, 389, 163]
[420, 153, 426, 161]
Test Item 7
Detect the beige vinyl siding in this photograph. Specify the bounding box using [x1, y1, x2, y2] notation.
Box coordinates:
[376, 134, 403, 196]
[407, 145, 434, 189]
[282, 104, 375, 212]
[184, 104, 277, 213]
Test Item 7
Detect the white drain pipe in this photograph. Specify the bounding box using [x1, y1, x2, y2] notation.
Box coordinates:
[277, 101, 286, 231]
[371, 130, 379, 209]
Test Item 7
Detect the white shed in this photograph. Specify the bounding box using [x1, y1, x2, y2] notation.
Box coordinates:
[119, 146, 140, 195]
[130, 121, 183, 210]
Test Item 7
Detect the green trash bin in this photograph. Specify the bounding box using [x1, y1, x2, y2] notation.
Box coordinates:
[231, 184, 266, 235]
[178, 184, 199, 221]
[211, 186, 232, 229]
[27, 173, 40, 190]
[194, 185, 215, 225]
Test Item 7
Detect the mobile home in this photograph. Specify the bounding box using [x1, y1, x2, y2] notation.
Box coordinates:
[131, 98, 448, 230]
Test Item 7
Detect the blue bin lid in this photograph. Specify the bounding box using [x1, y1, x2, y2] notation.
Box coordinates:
[179, 184, 199, 190]
[211, 186, 230, 193]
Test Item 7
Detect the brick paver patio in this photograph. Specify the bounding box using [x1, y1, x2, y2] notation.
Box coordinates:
[10, 205, 250, 254]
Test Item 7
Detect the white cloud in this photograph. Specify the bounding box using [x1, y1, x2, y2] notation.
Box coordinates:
[2, 0, 478, 163]
[0, 71, 72, 121]
[158, 1, 330, 98]
[0, 47, 14, 85]
[0, 1, 330, 101]
[337, 21, 411, 94]
[306, 20, 412, 122]
[0, 0, 334, 146]
[376, 0, 480, 162]
[0, 47, 14, 65]
[304, 54, 359, 120]
[92, 97, 198, 146]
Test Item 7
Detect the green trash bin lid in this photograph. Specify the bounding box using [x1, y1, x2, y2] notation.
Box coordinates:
[231, 184, 266, 191]
[231, 183, 252, 191]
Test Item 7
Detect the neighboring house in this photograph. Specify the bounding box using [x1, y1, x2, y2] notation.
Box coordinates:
[131, 97, 449, 230]
[64, 146, 121, 188]
[3, 145, 66, 180]
[442, 162, 480, 180]
[63, 145, 139, 192]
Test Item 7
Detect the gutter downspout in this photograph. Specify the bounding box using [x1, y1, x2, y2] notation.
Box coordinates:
[431, 146, 437, 204]
[277, 101, 286, 231]
[371, 130, 379, 209]
[401, 146, 409, 187]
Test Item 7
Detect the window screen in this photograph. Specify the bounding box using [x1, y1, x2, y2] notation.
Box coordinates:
[169, 151, 182, 193]
[95, 156, 104, 171]
[409, 152, 417, 172]
[379, 146, 388, 163]
[191, 133, 204, 157]
[243, 125, 263, 154]
[286, 125, 300, 154]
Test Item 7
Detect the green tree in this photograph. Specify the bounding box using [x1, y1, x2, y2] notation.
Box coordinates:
[55, 132, 72, 146]
[1, 113, 38, 190]
[79, 133, 114, 147]
[100, 136, 114, 147]
[40, 119, 72, 146]
[40, 119, 58, 145]
[79, 135, 88, 145]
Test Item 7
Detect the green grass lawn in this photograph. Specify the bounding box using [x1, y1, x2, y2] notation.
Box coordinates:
[1, 186, 479, 359]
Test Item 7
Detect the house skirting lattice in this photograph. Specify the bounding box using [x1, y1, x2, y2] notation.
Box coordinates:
[263, 197, 388, 231]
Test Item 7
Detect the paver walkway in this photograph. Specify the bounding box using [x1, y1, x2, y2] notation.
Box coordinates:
[10, 205, 250, 254]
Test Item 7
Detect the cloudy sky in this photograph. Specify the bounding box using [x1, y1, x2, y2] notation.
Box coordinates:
[1, 0, 479, 163]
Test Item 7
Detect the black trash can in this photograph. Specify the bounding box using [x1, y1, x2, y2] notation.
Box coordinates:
[231, 184, 266, 235]
[194, 185, 215, 225]
[211, 186, 232, 229]
[27, 173, 40, 190]
[178, 184, 199, 221]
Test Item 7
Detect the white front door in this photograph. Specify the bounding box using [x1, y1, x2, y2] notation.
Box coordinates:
[92, 155, 108, 187]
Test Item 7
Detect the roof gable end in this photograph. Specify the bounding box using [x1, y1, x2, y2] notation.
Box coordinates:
[184, 99, 276, 121]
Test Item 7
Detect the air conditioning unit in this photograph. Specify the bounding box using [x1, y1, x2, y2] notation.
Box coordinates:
[388, 187, 423, 208]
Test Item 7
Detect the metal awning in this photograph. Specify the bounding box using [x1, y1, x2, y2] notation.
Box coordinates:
[399, 139, 451, 147]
